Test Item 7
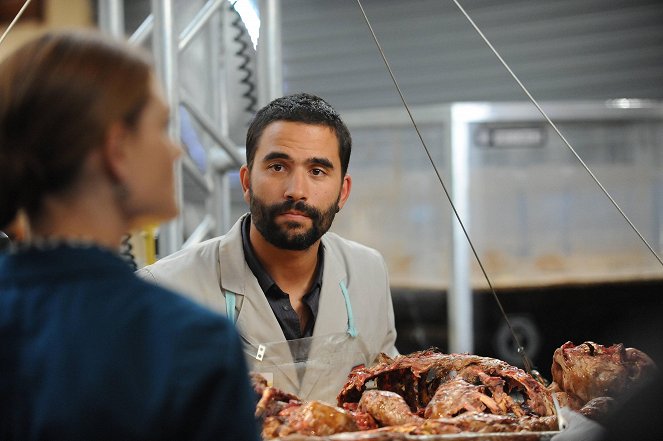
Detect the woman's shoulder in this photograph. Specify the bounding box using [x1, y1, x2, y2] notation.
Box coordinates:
[130, 274, 232, 330]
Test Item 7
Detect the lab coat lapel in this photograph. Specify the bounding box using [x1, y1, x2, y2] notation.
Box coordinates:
[218, 216, 299, 391]
[299, 237, 350, 400]
[311, 238, 348, 337]
[217, 216, 283, 346]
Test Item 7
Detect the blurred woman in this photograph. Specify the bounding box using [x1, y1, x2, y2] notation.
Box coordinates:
[0, 31, 259, 441]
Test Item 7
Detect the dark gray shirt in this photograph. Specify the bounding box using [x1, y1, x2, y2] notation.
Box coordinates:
[241, 215, 322, 341]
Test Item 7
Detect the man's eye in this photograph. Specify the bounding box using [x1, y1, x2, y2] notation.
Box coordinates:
[270, 164, 284, 172]
[311, 168, 325, 176]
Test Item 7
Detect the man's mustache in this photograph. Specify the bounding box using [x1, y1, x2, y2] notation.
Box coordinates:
[269, 199, 322, 220]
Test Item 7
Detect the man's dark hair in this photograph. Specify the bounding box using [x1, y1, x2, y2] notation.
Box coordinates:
[245, 93, 352, 176]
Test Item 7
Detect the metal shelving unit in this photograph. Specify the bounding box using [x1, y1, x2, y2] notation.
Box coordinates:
[97, 0, 282, 261]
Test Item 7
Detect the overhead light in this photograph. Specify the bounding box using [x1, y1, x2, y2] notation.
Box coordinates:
[232, 0, 260, 49]
[605, 98, 655, 109]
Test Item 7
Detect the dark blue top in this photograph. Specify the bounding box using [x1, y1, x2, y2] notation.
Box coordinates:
[0, 244, 259, 441]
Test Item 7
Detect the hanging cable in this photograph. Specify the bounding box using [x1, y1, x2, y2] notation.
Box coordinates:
[356, 0, 663, 378]
[120, 234, 138, 271]
[354, 0, 536, 375]
[451, 0, 663, 270]
[0, 0, 32, 46]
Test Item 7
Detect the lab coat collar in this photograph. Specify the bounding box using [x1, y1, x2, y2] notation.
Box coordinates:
[219, 214, 351, 342]
[219, 215, 284, 347]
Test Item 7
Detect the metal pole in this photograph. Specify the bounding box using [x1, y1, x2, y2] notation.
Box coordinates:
[216, 173, 232, 234]
[257, 0, 282, 106]
[129, 14, 153, 46]
[151, 0, 183, 257]
[448, 104, 474, 354]
[213, 3, 236, 235]
[97, 0, 125, 37]
[180, 94, 244, 165]
[179, 0, 225, 52]
[206, 2, 233, 235]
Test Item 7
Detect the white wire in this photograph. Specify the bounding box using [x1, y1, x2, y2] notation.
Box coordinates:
[451, 0, 663, 268]
[0, 0, 33, 47]
[354, 0, 535, 373]
[355, 0, 663, 374]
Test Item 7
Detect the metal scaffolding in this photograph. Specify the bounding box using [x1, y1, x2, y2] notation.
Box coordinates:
[97, 0, 282, 260]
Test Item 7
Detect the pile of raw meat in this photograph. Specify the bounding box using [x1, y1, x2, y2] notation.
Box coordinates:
[253, 341, 656, 439]
[549, 341, 656, 420]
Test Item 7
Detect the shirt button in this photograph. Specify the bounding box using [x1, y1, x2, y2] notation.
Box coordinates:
[282, 305, 291, 311]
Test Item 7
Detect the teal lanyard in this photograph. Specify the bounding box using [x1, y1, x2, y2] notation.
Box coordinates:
[224, 280, 357, 337]
[224, 289, 236, 322]
[338, 280, 357, 337]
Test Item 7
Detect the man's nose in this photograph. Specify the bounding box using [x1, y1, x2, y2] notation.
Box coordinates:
[284, 169, 308, 200]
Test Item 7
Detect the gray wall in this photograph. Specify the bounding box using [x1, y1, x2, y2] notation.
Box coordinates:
[281, 0, 663, 110]
[278, 0, 663, 289]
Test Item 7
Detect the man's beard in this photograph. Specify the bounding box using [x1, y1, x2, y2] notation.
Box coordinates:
[249, 189, 340, 251]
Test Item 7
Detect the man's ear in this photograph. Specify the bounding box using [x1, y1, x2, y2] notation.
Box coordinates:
[337, 173, 352, 210]
[239, 164, 251, 204]
[102, 122, 130, 183]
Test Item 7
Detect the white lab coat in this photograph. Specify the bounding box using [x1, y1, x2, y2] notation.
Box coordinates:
[138, 215, 398, 403]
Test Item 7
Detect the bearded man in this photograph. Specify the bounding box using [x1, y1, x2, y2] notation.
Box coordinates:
[139, 93, 398, 403]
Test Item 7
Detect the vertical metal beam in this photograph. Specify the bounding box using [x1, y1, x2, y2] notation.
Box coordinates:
[218, 3, 232, 144]
[214, 3, 236, 235]
[151, 0, 183, 257]
[207, 5, 231, 235]
[215, 173, 232, 234]
[654, 175, 662, 253]
[448, 103, 474, 354]
[97, 0, 125, 37]
[257, 0, 282, 105]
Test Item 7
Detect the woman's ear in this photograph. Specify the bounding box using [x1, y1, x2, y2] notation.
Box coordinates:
[102, 122, 130, 183]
